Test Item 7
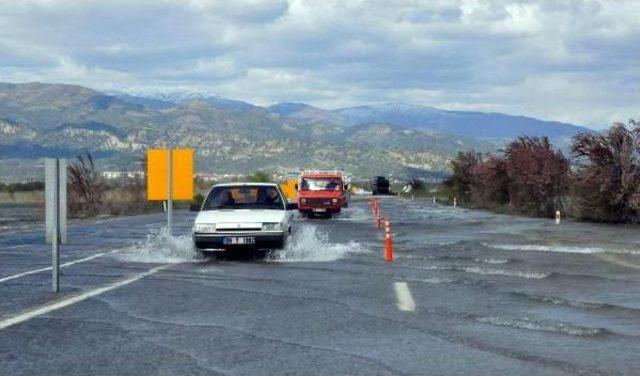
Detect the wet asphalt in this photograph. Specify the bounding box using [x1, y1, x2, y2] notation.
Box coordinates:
[1, 196, 640, 375]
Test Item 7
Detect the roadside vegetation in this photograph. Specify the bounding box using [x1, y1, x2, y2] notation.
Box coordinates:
[67, 152, 160, 218]
[0, 181, 44, 193]
[0, 162, 278, 221]
[245, 171, 273, 183]
[442, 120, 640, 223]
[4, 120, 638, 225]
[0, 181, 44, 224]
[0, 181, 45, 205]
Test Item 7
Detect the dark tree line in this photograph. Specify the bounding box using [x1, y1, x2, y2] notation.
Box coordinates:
[444, 120, 640, 223]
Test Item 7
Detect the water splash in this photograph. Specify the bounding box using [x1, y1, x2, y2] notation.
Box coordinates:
[270, 224, 368, 262]
[116, 228, 201, 263]
[335, 205, 370, 221]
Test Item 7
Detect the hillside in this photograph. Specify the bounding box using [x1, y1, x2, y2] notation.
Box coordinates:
[0, 82, 588, 181]
[333, 103, 590, 141]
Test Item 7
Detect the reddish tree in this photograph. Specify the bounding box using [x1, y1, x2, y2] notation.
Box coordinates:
[571, 120, 640, 223]
[503, 137, 570, 216]
[444, 150, 482, 203]
[471, 154, 509, 208]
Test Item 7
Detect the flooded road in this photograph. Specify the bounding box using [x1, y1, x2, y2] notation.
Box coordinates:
[0, 202, 41, 232]
[1, 196, 639, 375]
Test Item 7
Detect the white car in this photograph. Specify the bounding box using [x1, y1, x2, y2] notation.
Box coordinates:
[192, 183, 297, 253]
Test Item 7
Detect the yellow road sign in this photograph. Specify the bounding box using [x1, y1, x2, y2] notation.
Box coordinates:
[279, 178, 298, 202]
[147, 148, 194, 201]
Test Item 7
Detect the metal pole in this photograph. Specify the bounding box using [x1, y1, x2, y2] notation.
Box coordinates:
[52, 159, 60, 293]
[167, 148, 173, 235]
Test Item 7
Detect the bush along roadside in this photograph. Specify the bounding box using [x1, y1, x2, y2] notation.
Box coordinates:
[442, 119, 640, 224]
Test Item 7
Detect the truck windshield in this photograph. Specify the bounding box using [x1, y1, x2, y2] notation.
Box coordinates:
[301, 178, 342, 191]
[202, 186, 285, 210]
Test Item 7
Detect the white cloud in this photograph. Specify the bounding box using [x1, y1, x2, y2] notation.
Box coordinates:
[0, 0, 638, 128]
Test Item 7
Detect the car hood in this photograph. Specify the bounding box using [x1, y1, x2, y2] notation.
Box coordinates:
[195, 209, 286, 225]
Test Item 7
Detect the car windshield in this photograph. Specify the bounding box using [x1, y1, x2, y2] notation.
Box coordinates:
[202, 186, 284, 210]
[301, 178, 342, 191]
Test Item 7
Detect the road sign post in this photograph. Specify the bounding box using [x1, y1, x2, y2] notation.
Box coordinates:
[167, 148, 173, 235]
[45, 158, 67, 293]
[147, 148, 194, 235]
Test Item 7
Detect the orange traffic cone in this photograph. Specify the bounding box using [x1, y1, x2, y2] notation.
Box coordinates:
[385, 217, 393, 263]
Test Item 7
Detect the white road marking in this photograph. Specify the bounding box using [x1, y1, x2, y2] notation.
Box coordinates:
[0, 264, 170, 331]
[0, 249, 124, 284]
[3, 244, 31, 249]
[393, 281, 416, 312]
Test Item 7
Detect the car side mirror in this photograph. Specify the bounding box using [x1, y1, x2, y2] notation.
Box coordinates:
[294, 184, 298, 190]
[344, 184, 349, 191]
[189, 203, 201, 212]
[286, 202, 298, 210]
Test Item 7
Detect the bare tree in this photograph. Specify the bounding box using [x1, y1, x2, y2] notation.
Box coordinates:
[67, 152, 106, 217]
[571, 120, 640, 223]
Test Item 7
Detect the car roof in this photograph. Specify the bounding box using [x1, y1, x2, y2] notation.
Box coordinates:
[212, 182, 278, 188]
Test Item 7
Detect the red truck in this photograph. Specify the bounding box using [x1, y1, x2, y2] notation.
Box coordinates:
[296, 171, 350, 217]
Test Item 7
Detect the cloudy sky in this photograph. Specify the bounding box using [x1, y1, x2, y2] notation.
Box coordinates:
[1, 0, 638, 128]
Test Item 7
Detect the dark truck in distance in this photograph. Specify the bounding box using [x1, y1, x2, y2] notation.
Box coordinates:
[371, 176, 391, 195]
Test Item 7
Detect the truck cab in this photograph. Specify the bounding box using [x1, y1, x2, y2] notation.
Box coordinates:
[296, 171, 350, 217]
[371, 176, 391, 195]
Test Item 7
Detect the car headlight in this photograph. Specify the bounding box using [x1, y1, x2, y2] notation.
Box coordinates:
[300, 198, 307, 203]
[262, 222, 282, 231]
[331, 198, 338, 203]
[193, 223, 216, 233]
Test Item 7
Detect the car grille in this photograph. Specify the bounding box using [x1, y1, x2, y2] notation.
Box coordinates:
[305, 198, 331, 206]
[217, 228, 262, 232]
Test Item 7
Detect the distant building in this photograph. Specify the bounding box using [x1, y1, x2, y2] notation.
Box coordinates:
[102, 171, 145, 179]
[194, 173, 217, 182]
[195, 172, 245, 182]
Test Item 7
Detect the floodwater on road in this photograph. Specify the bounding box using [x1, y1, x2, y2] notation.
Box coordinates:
[1, 196, 639, 375]
[0, 202, 41, 232]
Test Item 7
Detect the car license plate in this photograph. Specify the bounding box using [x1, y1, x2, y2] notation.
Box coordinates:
[223, 237, 255, 245]
[313, 208, 326, 213]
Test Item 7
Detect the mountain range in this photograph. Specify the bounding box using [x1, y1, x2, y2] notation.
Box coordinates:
[0, 82, 591, 181]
